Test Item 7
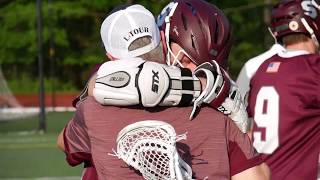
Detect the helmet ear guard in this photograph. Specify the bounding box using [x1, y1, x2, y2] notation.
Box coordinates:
[268, 27, 278, 44]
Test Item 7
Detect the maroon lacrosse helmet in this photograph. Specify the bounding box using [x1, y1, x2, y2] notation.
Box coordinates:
[271, 0, 320, 46]
[157, 0, 232, 69]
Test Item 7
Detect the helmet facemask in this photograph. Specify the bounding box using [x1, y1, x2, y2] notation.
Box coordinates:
[160, 1, 201, 68]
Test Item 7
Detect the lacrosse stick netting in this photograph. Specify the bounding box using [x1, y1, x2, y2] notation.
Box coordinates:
[111, 120, 193, 180]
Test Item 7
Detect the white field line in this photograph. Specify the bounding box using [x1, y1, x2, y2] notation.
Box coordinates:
[0, 107, 75, 121]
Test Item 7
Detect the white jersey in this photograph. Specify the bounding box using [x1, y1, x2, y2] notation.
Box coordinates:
[236, 44, 285, 103]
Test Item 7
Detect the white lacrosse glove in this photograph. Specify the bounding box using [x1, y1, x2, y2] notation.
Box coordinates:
[190, 61, 250, 133]
[93, 58, 201, 107]
[190, 61, 231, 118]
[218, 80, 250, 133]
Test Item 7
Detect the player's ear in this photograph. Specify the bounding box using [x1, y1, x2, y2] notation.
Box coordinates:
[181, 57, 196, 71]
[180, 56, 191, 64]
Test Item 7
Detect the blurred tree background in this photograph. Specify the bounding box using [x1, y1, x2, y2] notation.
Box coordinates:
[0, 0, 278, 93]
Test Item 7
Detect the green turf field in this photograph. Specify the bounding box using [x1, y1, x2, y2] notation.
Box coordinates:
[0, 112, 82, 179]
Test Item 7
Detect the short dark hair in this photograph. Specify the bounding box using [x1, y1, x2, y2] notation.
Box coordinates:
[282, 33, 309, 46]
[129, 36, 164, 64]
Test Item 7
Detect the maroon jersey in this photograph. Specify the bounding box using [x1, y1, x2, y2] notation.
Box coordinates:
[69, 96, 262, 180]
[248, 52, 320, 180]
[63, 108, 98, 180]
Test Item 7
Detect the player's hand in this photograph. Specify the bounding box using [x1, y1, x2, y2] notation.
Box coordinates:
[218, 80, 251, 133]
[190, 61, 230, 118]
[93, 58, 201, 107]
[190, 61, 250, 133]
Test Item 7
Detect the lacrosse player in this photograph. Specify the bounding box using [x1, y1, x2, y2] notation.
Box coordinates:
[58, 2, 271, 180]
[74, 1, 251, 135]
[236, 0, 320, 179]
[62, 1, 254, 176]
[59, 2, 248, 177]
[57, 5, 171, 180]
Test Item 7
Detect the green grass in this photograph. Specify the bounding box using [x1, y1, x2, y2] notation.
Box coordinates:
[0, 112, 83, 179]
[0, 112, 74, 133]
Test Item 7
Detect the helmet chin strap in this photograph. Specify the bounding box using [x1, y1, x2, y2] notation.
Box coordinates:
[162, 1, 197, 68]
[301, 18, 320, 49]
[164, 2, 178, 66]
[309, 0, 320, 52]
[268, 27, 278, 44]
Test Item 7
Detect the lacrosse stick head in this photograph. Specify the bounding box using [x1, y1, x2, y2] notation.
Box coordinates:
[115, 120, 192, 180]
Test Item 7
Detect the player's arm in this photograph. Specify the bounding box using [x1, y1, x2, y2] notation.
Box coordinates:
[192, 62, 250, 132]
[93, 58, 250, 132]
[72, 76, 95, 108]
[225, 116, 270, 179]
[57, 104, 92, 166]
[72, 63, 101, 108]
[87, 73, 97, 97]
[231, 163, 270, 180]
[93, 58, 201, 107]
[57, 122, 98, 180]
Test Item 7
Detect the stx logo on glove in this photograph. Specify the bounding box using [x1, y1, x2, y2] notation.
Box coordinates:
[217, 105, 231, 115]
[152, 70, 159, 93]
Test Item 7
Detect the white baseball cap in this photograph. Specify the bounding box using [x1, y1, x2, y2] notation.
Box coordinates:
[100, 4, 160, 59]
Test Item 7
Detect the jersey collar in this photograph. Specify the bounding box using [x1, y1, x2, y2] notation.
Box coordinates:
[278, 49, 310, 58]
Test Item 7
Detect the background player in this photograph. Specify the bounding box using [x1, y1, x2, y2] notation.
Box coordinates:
[242, 0, 320, 179]
[236, 43, 285, 103]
